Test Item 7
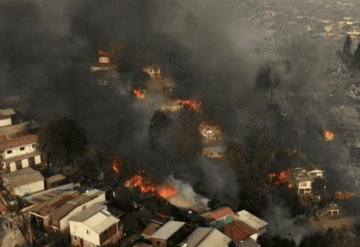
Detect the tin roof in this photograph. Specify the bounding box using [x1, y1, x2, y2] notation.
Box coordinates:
[202, 207, 234, 221]
[151, 221, 185, 240]
[0, 134, 38, 151]
[236, 210, 268, 230]
[184, 227, 231, 247]
[2, 167, 44, 188]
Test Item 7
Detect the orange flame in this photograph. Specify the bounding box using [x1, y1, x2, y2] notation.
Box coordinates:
[132, 89, 146, 100]
[177, 99, 201, 111]
[268, 170, 293, 188]
[111, 156, 122, 176]
[125, 172, 176, 198]
[324, 130, 334, 141]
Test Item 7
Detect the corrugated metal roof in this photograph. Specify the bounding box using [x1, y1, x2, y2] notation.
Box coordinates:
[2, 167, 44, 188]
[46, 174, 66, 184]
[0, 108, 16, 116]
[224, 220, 257, 242]
[70, 204, 119, 234]
[202, 207, 234, 221]
[185, 227, 231, 247]
[236, 210, 268, 230]
[151, 221, 185, 240]
[0, 134, 38, 151]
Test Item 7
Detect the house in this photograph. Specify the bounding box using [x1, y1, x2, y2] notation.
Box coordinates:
[0, 134, 42, 173]
[0, 108, 16, 127]
[69, 204, 122, 247]
[289, 166, 325, 195]
[201, 207, 234, 228]
[142, 221, 162, 241]
[159, 101, 182, 112]
[223, 220, 258, 244]
[150, 221, 187, 247]
[201, 145, 227, 159]
[27, 190, 80, 229]
[46, 174, 67, 189]
[49, 189, 106, 231]
[178, 227, 231, 247]
[238, 238, 260, 247]
[1, 167, 44, 196]
[143, 66, 161, 78]
[316, 202, 341, 218]
[235, 210, 268, 240]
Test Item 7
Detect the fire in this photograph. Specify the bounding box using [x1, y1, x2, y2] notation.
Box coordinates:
[268, 170, 293, 188]
[125, 172, 176, 198]
[324, 130, 334, 141]
[111, 156, 122, 176]
[198, 121, 222, 143]
[177, 99, 201, 111]
[132, 88, 146, 100]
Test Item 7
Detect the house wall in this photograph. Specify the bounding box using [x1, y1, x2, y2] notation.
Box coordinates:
[3, 143, 37, 159]
[70, 221, 100, 246]
[13, 180, 44, 197]
[0, 118, 12, 127]
[298, 181, 312, 194]
[209, 215, 234, 228]
[4, 154, 42, 172]
[151, 238, 167, 247]
[59, 193, 106, 231]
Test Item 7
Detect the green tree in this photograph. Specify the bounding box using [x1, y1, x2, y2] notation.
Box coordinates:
[114, 185, 137, 208]
[38, 117, 88, 168]
[173, 107, 202, 162]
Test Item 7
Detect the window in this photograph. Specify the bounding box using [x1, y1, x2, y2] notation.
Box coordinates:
[87, 230, 90, 235]
[20, 147, 25, 151]
[6, 150, 12, 154]
[32, 144, 36, 148]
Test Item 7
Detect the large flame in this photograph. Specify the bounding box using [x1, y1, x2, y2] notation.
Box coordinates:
[324, 130, 334, 141]
[177, 99, 201, 111]
[125, 172, 176, 198]
[132, 88, 146, 100]
[268, 170, 293, 188]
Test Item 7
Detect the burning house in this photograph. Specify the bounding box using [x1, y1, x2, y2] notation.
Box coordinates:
[198, 121, 227, 159]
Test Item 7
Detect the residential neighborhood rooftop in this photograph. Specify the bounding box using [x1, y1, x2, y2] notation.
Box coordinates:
[151, 221, 185, 240]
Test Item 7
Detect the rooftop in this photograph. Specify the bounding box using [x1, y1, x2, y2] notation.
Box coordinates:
[0, 134, 38, 151]
[46, 174, 66, 184]
[50, 189, 104, 221]
[236, 210, 268, 230]
[2, 167, 44, 188]
[183, 227, 231, 247]
[151, 221, 185, 240]
[70, 204, 119, 234]
[223, 220, 257, 242]
[202, 207, 234, 221]
[0, 108, 16, 117]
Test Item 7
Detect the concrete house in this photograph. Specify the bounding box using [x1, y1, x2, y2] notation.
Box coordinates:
[289, 166, 325, 195]
[69, 204, 122, 247]
[0, 108, 16, 127]
[0, 134, 42, 173]
[2, 167, 44, 196]
[49, 189, 106, 231]
[150, 221, 187, 247]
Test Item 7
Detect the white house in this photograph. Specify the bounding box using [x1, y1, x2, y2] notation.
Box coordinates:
[289, 166, 325, 195]
[201, 145, 227, 159]
[49, 189, 106, 231]
[69, 204, 122, 247]
[0, 108, 15, 127]
[1, 167, 44, 196]
[0, 134, 42, 173]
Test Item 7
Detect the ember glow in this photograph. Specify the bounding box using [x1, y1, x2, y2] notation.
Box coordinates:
[132, 88, 146, 100]
[125, 172, 176, 198]
[177, 99, 201, 111]
[324, 130, 335, 141]
[268, 170, 293, 188]
[199, 121, 221, 143]
[111, 156, 122, 176]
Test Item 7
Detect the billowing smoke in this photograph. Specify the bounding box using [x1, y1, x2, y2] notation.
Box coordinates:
[1, 0, 360, 236]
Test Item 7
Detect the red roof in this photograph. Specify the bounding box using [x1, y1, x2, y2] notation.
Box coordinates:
[207, 207, 234, 221]
[0, 134, 38, 151]
[223, 220, 257, 242]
